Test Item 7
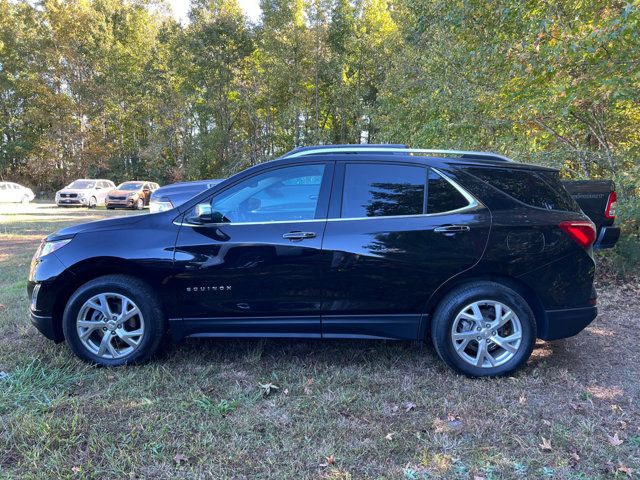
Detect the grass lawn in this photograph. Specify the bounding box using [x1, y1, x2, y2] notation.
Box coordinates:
[1, 204, 639, 479]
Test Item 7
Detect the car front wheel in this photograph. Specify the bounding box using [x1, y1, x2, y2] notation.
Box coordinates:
[430, 281, 536, 377]
[62, 275, 166, 366]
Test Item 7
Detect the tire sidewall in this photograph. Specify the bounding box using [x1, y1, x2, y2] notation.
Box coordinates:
[62, 278, 163, 366]
[432, 283, 536, 377]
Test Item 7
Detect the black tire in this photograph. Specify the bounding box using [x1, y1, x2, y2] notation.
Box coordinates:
[430, 281, 536, 377]
[88, 196, 97, 209]
[62, 274, 166, 366]
[136, 198, 144, 210]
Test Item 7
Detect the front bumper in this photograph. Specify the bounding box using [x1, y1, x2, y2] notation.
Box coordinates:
[538, 306, 597, 340]
[106, 199, 136, 208]
[56, 198, 87, 206]
[30, 311, 63, 342]
[594, 225, 620, 249]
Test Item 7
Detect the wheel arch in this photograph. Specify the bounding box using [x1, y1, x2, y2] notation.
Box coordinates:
[423, 272, 546, 338]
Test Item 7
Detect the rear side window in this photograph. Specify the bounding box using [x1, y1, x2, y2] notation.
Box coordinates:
[341, 164, 426, 218]
[427, 170, 470, 214]
[467, 167, 579, 212]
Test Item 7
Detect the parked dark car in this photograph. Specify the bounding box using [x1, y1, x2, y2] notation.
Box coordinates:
[149, 179, 222, 213]
[106, 181, 160, 210]
[562, 180, 619, 249]
[29, 145, 600, 376]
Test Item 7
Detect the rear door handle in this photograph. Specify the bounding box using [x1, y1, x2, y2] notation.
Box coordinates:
[283, 231, 317, 241]
[434, 225, 470, 234]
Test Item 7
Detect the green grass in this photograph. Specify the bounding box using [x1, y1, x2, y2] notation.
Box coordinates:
[0, 204, 639, 478]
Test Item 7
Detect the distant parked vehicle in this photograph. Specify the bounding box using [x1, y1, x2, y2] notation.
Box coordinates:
[149, 179, 222, 213]
[0, 182, 35, 204]
[55, 179, 115, 208]
[106, 181, 160, 210]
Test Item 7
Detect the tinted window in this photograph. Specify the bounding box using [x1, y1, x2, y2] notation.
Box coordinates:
[467, 167, 579, 212]
[341, 163, 426, 218]
[427, 170, 470, 213]
[210, 164, 325, 223]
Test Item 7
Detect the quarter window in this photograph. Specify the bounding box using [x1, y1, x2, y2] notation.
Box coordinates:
[426, 170, 470, 213]
[208, 164, 326, 223]
[341, 163, 426, 218]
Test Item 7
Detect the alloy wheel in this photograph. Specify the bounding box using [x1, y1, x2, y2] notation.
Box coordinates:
[450, 300, 522, 368]
[76, 293, 145, 359]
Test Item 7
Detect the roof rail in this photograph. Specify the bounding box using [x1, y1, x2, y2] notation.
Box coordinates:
[281, 145, 513, 162]
[281, 144, 409, 158]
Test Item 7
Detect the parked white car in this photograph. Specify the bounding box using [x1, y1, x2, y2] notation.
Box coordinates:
[0, 182, 35, 204]
[55, 179, 115, 208]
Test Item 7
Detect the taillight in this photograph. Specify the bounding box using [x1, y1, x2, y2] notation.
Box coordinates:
[604, 191, 617, 219]
[559, 221, 596, 249]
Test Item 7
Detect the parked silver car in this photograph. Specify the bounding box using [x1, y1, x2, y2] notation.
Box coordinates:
[55, 179, 115, 208]
[0, 182, 35, 204]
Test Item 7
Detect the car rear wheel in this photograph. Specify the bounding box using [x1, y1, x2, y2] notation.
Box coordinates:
[430, 281, 536, 377]
[88, 196, 97, 208]
[21, 195, 30, 205]
[62, 275, 166, 366]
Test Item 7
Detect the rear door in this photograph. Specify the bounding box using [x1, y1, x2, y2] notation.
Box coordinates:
[321, 162, 491, 340]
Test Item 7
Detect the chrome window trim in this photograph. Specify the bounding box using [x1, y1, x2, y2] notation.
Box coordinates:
[284, 147, 512, 162]
[175, 168, 481, 227]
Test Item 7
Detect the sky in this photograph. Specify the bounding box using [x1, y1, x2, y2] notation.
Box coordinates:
[167, 0, 262, 24]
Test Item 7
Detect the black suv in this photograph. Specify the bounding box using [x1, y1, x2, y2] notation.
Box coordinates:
[28, 145, 598, 377]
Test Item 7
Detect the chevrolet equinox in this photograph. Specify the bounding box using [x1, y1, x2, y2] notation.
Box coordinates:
[28, 145, 598, 377]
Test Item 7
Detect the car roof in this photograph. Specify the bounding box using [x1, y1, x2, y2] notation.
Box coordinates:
[268, 146, 558, 172]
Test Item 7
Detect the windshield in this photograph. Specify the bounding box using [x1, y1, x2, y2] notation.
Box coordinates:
[68, 181, 95, 189]
[117, 182, 143, 191]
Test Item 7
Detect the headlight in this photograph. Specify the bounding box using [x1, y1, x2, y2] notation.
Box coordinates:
[37, 238, 72, 258]
[127, 192, 136, 197]
[149, 199, 173, 213]
[77, 192, 85, 198]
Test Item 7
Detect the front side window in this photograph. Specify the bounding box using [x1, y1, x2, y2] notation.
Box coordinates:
[341, 163, 426, 218]
[202, 164, 326, 224]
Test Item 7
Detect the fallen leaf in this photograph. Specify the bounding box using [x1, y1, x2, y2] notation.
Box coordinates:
[474, 476, 485, 480]
[390, 404, 399, 413]
[542, 419, 551, 426]
[283, 388, 289, 396]
[304, 378, 314, 395]
[446, 412, 459, 421]
[174, 453, 188, 465]
[385, 432, 395, 440]
[71, 466, 81, 473]
[403, 402, 416, 412]
[518, 395, 527, 404]
[618, 464, 635, 477]
[319, 455, 335, 467]
[608, 433, 623, 446]
[0, 304, 5, 310]
[570, 451, 580, 462]
[258, 382, 279, 397]
[539, 437, 552, 451]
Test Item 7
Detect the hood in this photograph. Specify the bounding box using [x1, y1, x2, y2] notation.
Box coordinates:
[109, 189, 141, 196]
[57, 188, 92, 195]
[48, 214, 147, 240]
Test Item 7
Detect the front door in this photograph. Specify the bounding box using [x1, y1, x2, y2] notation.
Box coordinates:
[321, 162, 491, 340]
[172, 162, 333, 337]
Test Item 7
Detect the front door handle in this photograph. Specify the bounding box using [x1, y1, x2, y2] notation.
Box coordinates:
[283, 231, 317, 241]
[434, 225, 470, 234]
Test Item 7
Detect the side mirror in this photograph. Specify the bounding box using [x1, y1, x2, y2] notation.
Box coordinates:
[190, 203, 212, 224]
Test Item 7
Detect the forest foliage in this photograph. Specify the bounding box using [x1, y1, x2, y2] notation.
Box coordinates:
[1, 0, 639, 197]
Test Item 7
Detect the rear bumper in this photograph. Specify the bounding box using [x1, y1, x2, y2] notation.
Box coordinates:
[538, 306, 597, 340]
[30, 312, 63, 343]
[594, 226, 620, 249]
